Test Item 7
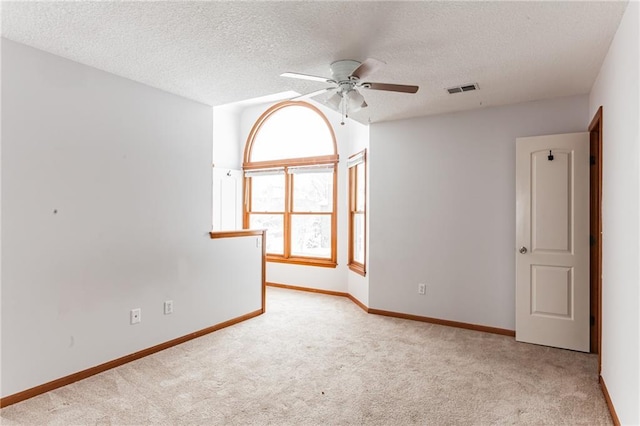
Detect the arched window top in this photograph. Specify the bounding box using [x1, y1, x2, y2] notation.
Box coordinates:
[244, 101, 337, 164]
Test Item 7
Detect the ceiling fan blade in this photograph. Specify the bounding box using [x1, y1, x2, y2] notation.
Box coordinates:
[361, 82, 419, 94]
[291, 87, 335, 100]
[350, 58, 385, 80]
[281, 72, 335, 84]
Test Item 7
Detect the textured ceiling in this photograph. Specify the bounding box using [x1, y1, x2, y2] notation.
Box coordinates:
[1, 1, 628, 123]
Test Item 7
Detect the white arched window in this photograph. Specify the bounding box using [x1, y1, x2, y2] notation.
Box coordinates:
[243, 101, 338, 267]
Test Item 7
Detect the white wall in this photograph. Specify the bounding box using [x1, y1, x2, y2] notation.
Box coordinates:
[588, 2, 640, 423]
[238, 102, 367, 294]
[213, 106, 242, 169]
[369, 95, 588, 330]
[1, 39, 263, 397]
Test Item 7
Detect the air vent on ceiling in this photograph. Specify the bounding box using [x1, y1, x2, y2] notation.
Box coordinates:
[446, 83, 479, 94]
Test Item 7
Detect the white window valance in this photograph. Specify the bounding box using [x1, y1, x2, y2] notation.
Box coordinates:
[347, 152, 365, 168]
[244, 167, 285, 178]
[286, 164, 335, 174]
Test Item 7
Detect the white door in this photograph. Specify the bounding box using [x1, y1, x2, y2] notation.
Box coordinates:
[516, 132, 589, 352]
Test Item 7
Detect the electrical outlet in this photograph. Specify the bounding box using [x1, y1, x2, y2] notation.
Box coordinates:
[418, 283, 427, 295]
[164, 300, 174, 315]
[130, 308, 141, 324]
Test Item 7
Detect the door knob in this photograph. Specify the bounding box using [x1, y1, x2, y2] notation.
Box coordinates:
[519, 246, 528, 254]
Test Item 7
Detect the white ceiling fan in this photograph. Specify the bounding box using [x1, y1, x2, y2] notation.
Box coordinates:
[281, 59, 419, 123]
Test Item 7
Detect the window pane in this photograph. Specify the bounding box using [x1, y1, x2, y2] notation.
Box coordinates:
[353, 213, 365, 264]
[293, 172, 333, 212]
[250, 214, 284, 255]
[251, 106, 334, 162]
[291, 215, 331, 258]
[251, 175, 284, 212]
[356, 163, 365, 211]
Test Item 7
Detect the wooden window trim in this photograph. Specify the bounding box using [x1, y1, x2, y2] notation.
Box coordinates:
[348, 149, 367, 276]
[209, 229, 265, 239]
[243, 101, 338, 165]
[243, 101, 338, 268]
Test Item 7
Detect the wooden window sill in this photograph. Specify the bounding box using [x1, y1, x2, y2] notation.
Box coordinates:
[348, 263, 366, 277]
[267, 256, 337, 268]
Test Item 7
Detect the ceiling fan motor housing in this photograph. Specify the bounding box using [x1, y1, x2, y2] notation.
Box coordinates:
[330, 59, 361, 83]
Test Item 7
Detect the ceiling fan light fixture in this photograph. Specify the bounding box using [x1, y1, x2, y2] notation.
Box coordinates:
[327, 92, 342, 110]
[346, 89, 365, 113]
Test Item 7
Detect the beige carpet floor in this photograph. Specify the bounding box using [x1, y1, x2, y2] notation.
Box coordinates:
[1, 287, 611, 425]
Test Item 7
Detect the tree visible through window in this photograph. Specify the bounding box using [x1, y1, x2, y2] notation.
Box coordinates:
[243, 101, 338, 267]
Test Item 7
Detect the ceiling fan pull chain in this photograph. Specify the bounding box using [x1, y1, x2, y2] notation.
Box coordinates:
[341, 95, 346, 125]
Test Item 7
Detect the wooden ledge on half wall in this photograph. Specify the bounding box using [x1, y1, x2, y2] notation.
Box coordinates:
[209, 229, 266, 239]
